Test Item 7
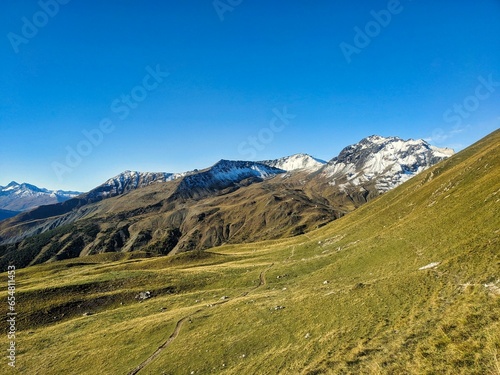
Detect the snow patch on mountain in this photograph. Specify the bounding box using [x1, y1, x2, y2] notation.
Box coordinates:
[261, 153, 326, 172]
[323, 136, 454, 192]
[0, 182, 81, 212]
[88, 170, 180, 199]
[176, 160, 285, 195]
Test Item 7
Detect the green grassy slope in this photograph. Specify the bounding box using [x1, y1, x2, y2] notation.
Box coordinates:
[2, 129, 499, 374]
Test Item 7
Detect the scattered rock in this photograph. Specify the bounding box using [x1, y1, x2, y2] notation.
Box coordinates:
[83, 312, 93, 316]
[272, 305, 285, 311]
[305, 333, 311, 339]
[160, 307, 167, 311]
[484, 281, 500, 296]
[419, 262, 440, 270]
[135, 291, 152, 301]
[220, 296, 229, 300]
[353, 282, 366, 289]
[323, 280, 329, 285]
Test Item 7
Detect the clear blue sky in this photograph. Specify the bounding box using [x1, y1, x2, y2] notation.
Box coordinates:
[1, 0, 499, 191]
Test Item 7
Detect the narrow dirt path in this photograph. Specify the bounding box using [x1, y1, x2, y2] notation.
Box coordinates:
[128, 263, 274, 374]
[127, 309, 201, 375]
[258, 263, 273, 286]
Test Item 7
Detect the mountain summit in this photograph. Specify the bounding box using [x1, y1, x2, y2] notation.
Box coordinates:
[85, 170, 179, 201]
[322, 135, 454, 192]
[261, 153, 327, 171]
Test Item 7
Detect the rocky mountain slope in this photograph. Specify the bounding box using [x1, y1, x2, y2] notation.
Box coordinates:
[0, 135, 453, 267]
[84, 170, 183, 200]
[170, 160, 285, 200]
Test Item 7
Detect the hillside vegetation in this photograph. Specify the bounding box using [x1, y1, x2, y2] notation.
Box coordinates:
[2, 129, 499, 374]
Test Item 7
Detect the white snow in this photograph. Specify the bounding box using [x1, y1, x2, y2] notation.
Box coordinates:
[430, 145, 455, 158]
[261, 154, 326, 172]
[323, 136, 454, 192]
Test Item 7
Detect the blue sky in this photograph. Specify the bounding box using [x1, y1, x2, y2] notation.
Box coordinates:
[1, 0, 499, 191]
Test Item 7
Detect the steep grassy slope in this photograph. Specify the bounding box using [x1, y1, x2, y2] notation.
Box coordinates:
[1, 129, 498, 374]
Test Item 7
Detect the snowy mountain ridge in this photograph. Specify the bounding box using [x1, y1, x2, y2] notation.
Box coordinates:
[0, 181, 81, 212]
[261, 153, 327, 172]
[86, 170, 191, 200]
[174, 160, 285, 198]
[323, 135, 454, 192]
[1, 135, 454, 216]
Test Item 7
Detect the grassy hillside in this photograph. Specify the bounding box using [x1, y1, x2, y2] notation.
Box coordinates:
[2, 129, 499, 374]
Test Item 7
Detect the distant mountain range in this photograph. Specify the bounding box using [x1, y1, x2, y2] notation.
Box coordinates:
[0, 135, 454, 267]
[0, 182, 81, 216]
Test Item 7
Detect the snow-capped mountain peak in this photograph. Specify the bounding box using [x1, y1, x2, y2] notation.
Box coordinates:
[323, 135, 454, 192]
[212, 159, 284, 179]
[0, 181, 81, 212]
[261, 153, 327, 172]
[86, 170, 179, 200]
[174, 160, 285, 199]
